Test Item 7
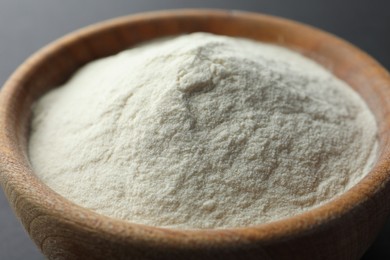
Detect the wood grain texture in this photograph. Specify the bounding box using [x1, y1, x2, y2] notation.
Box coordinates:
[1, 9, 390, 260]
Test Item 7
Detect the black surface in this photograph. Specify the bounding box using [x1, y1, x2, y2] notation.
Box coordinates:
[0, 1, 389, 259]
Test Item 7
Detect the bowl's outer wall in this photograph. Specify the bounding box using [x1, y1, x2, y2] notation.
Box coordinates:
[1, 10, 390, 260]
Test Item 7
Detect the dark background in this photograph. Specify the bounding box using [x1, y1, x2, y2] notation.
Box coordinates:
[0, 1, 389, 259]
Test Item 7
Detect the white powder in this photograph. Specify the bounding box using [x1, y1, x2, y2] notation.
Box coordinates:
[29, 33, 377, 229]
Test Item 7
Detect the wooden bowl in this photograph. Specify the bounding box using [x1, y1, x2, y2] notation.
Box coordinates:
[1, 9, 390, 260]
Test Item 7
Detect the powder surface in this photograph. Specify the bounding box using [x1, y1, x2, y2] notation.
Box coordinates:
[29, 33, 378, 229]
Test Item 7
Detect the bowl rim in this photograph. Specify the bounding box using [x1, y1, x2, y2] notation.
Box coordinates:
[1, 8, 390, 249]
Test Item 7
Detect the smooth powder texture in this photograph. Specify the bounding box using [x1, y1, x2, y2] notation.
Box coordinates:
[29, 33, 378, 229]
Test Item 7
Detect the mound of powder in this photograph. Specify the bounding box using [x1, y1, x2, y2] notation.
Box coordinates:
[29, 33, 377, 229]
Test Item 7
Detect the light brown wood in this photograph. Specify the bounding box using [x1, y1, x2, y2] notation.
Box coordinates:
[1, 9, 390, 260]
